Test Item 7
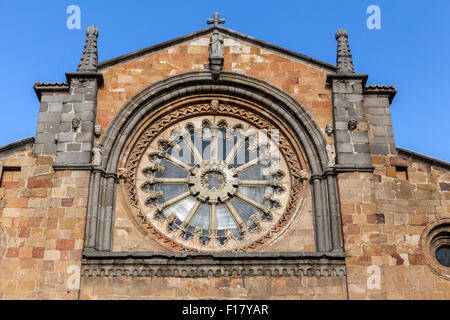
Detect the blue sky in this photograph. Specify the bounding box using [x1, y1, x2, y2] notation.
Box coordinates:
[0, 0, 449, 161]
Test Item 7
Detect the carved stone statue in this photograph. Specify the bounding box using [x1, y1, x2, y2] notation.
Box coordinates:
[206, 13, 225, 79]
[92, 141, 102, 166]
[209, 30, 224, 58]
[326, 144, 336, 167]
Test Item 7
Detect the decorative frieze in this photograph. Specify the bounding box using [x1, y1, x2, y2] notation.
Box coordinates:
[81, 252, 346, 278]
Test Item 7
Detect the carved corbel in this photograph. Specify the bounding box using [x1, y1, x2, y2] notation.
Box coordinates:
[118, 168, 129, 180]
[299, 169, 310, 181]
[325, 124, 334, 136]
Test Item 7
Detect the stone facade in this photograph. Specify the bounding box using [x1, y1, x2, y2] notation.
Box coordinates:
[0, 16, 449, 300]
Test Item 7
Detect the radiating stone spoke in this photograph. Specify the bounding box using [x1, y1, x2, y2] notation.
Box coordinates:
[181, 200, 202, 229]
[210, 127, 219, 162]
[158, 191, 191, 211]
[223, 201, 245, 232]
[239, 179, 272, 187]
[225, 136, 245, 164]
[235, 156, 259, 173]
[154, 178, 189, 184]
[235, 192, 271, 214]
[184, 135, 203, 164]
[210, 203, 218, 233]
[164, 154, 192, 172]
[239, 178, 286, 193]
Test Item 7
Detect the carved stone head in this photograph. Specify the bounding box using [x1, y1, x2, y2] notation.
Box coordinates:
[348, 119, 358, 131]
[325, 124, 334, 136]
[72, 117, 81, 131]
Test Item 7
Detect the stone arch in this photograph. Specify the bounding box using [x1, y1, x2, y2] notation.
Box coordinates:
[85, 71, 343, 253]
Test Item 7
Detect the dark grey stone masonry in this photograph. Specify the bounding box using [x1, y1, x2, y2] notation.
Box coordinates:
[364, 85, 398, 155]
[327, 29, 373, 172]
[53, 73, 101, 167]
[33, 75, 102, 166]
[328, 74, 373, 171]
[33, 83, 69, 156]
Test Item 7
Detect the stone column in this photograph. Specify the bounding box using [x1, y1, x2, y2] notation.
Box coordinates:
[311, 175, 332, 252]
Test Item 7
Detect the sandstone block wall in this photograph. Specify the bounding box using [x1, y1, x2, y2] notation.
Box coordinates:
[0, 149, 88, 299]
[80, 276, 347, 300]
[341, 155, 450, 299]
[97, 34, 334, 136]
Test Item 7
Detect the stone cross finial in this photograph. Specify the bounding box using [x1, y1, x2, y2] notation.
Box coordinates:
[335, 29, 355, 73]
[77, 25, 99, 72]
[207, 12, 226, 27]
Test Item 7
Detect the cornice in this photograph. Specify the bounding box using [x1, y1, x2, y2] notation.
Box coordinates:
[364, 84, 397, 103]
[326, 73, 369, 87]
[33, 82, 69, 102]
[81, 251, 347, 278]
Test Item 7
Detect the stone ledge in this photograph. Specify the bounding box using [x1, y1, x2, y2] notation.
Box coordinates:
[364, 84, 397, 103]
[33, 83, 69, 102]
[335, 164, 375, 173]
[65, 71, 104, 85]
[326, 73, 368, 87]
[53, 163, 94, 171]
[81, 251, 346, 278]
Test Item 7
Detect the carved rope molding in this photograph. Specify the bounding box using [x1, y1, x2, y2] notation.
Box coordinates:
[81, 252, 346, 278]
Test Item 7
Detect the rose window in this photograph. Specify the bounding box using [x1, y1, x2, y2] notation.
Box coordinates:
[125, 102, 305, 252]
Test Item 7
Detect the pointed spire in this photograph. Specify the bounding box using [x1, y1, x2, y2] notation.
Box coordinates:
[335, 29, 355, 73]
[77, 25, 99, 72]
